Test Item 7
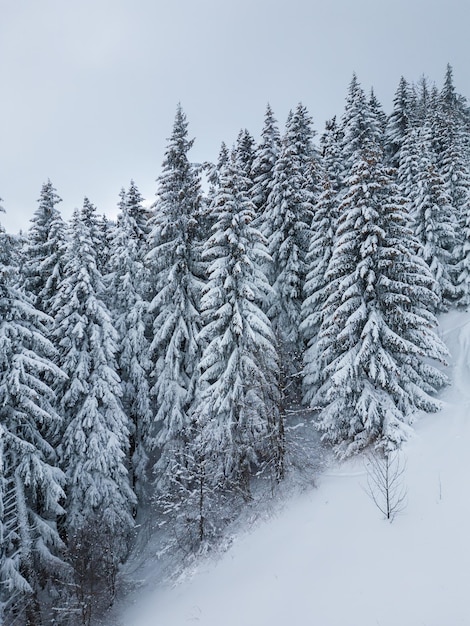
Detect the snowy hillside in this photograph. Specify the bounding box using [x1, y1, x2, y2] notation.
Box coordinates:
[109, 310, 470, 626]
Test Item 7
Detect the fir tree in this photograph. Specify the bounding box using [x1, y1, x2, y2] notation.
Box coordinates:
[109, 183, 153, 497]
[234, 128, 256, 181]
[340, 74, 381, 175]
[263, 104, 316, 384]
[300, 116, 345, 396]
[251, 103, 281, 219]
[300, 170, 338, 405]
[369, 88, 387, 140]
[385, 76, 413, 167]
[414, 75, 436, 125]
[0, 206, 67, 625]
[146, 105, 204, 493]
[456, 207, 470, 308]
[409, 125, 459, 310]
[196, 155, 281, 498]
[397, 127, 422, 204]
[319, 116, 343, 192]
[52, 201, 135, 619]
[22, 180, 66, 314]
[314, 138, 448, 457]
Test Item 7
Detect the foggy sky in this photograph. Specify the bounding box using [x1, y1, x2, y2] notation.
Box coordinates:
[1, 0, 468, 233]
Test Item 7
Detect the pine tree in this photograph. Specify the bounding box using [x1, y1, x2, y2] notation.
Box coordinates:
[369, 88, 387, 140]
[52, 201, 135, 620]
[196, 155, 281, 499]
[122, 178, 153, 239]
[414, 75, 436, 126]
[300, 170, 338, 405]
[0, 205, 67, 625]
[146, 105, 204, 494]
[314, 137, 448, 457]
[456, 206, 470, 308]
[22, 180, 66, 314]
[300, 117, 345, 401]
[340, 74, 381, 175]
[319, 116, 343, 192]
[251, 104, 281, 218]
[439, 64, 470, 132]
[263, 105, 316, 384]
[385, 76, 413, 167]
[234, 128, 256, 181]
[205, 142, 230, 202]
[408, 124, 459, 310]
[109, 183, 153, 497]
[397, 127, 422, 204]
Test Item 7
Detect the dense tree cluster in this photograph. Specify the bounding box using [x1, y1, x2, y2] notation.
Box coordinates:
[1, 66, 469, 624]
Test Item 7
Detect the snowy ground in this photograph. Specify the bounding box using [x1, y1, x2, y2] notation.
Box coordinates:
[108, 311, 470, 626]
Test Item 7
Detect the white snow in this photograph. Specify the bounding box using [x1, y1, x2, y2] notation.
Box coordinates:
[110, 310, 470, 626]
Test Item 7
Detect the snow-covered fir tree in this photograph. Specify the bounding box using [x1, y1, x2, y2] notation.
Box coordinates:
[407, 124, 459, 310]
[205, 142, 230, 203]
[109, 182, 153, 497]
[0, 206, 67, 625]
[319, 116, 344, 192]
[196, 154, 282, 499]
[52, 201, 135, 619]
[121, 179, 153, 238]
[456, 204, 470, 308]
[313, 133, 448, 457]
[340, 74, 382, 175]
[234, 128, 256, 182]
[300, 170, 338, 406]
[262, 104, 317, 395]
[430, 67, 470, 305]
[201, 142, 230, 242]
[385, 76, 414, 167]
[397, 127, 423, 204]
[146, 105, 204, 495]
[368, 88, 387, 140]
[414, 75, 437, 126]
[22, 180, 67, 314]
[299, 116, 345, 398]
[251, 104, 281, 218]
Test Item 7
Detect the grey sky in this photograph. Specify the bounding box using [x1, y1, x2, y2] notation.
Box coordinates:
[1, 0, 468, 233]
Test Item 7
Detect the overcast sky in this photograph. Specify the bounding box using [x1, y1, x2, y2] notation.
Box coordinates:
[1, 0, 469, 232]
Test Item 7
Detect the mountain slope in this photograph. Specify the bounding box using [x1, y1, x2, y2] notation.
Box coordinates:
[110, 310, 470, 626]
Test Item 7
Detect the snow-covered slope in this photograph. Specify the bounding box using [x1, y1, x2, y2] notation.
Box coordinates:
[110, 311, 470, 626]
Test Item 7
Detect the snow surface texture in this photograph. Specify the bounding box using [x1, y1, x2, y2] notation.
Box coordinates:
[110, 311, 470, 626]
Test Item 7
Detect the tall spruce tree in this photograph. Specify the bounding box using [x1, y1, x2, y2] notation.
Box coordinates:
[456, 204, 470, 308]
[251, 104, 281, 219]
[52, 201, 135, 620]
[234, 128, 256, 182]
[300, 117, 345, 404]
[319, 116, 344, 192]
[146, 105, 204, 494]
[263, 104, 316, 392]
[22, 180, 66, 314]
[433, 66, 470, 305]
[0, 206, 67, 626]
[109, 183, 153, 497]
[196, 155, 281, 498]
[340, 74, 381, 175]
[397, 127, 423, 204]
[300, 114, 347, 357]
[300, 170, 338, 406]
[369, 88, 387, 140]
[313, 131, 448, 456]
[408, 124, 459, 310]
[385, 76, 413, 167]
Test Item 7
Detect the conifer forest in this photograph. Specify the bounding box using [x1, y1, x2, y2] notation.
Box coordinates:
[1, 65, 469, 624]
